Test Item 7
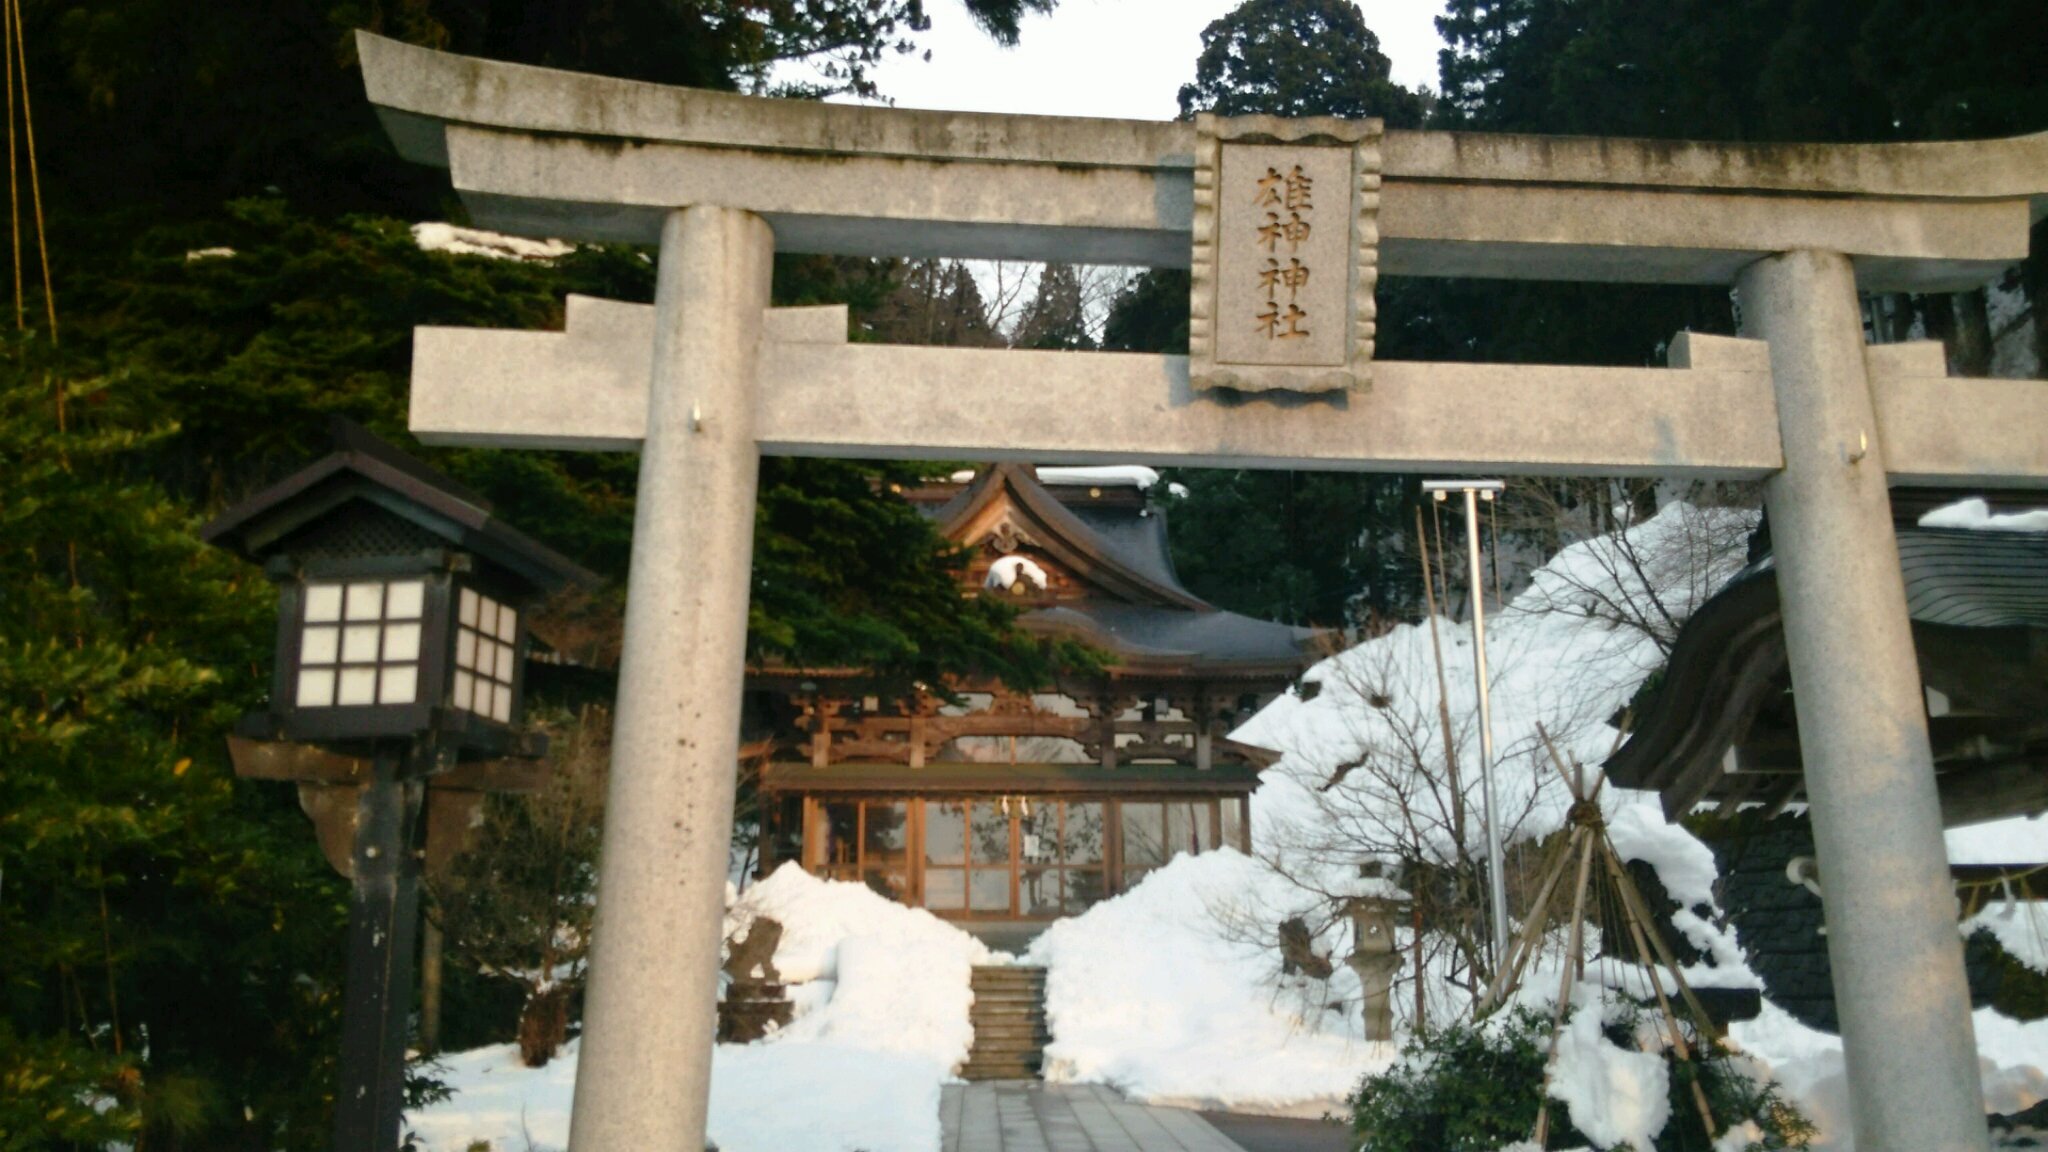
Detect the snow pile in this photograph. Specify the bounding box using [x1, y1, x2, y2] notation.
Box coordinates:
[734, 863, 989, 1058]
[1037, 464, 1161, 490]
[412, 222, 575, 262]
[1919, 497, 2048, 533]
[984, 553, 1050, 592]
[408, 865, 987, 1152]
[1027, 849, 1396, 1114]
[1235, 502, 1758, 927]
[1547, 1002, 1670, 1151]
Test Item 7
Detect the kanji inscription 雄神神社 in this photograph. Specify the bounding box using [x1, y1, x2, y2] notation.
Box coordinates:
[1190, 114, 1382, 394]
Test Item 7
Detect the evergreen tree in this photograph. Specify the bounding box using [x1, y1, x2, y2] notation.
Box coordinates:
[1, 354, 349, 1150]
[1011, 263, 1096, 351]
[1179, 0, 1428, 126]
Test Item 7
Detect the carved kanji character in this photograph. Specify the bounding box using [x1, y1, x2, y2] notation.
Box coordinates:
[1256, 211, 1313, 253]
[1255, 303, 1311, 340]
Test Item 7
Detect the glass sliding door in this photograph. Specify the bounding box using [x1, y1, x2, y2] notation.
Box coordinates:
[809, 794, 1239, 918]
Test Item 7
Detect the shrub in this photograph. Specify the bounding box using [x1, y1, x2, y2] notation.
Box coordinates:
[1350, 1004, 1815, 1151]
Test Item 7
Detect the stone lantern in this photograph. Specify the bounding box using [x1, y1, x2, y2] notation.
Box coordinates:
[1341, 874, 1409, 1042]
[203, 418, 593, 1152]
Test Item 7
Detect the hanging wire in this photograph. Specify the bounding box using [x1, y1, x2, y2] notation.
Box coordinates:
[11, 0, 52, 343]
[3, 0, 18, 332]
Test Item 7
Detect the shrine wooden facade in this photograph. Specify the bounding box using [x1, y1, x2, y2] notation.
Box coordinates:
[750, 464, 1318, 927]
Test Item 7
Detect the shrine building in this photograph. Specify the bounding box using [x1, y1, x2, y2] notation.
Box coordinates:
[747, 463, 1318, 940]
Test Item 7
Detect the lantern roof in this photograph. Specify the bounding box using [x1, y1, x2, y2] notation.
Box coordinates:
[202, 418, 596, 595]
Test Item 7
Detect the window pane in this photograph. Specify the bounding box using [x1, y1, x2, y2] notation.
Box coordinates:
[923, 868, 965, 910]
[296, 668, 335, 708]
[1222, 799, 1245, 852]
[475, 640, 496, 679]
[452, 669, 474, 711]
[1019, 802, 1056, 866]
[479, 598, 499, 637]
[496, 606, 518, 642]
[1064, 869, 1106, 916]
[862, 802, 909, 867]
[379, 665, 418, 705]
[456, 630, 477, 670]
[459, 587, 479, 627]
[1061, 802, 1105, 865]
[495, 642, 517, 683]
[818, 802, 859, 868]
[491, 683, 512, 722]
[342, 624, 381, 664]
[301, 625, 339, 665]
[969, 802, 1009, 866]
[1020, 868, 1060, 916]
[924, 802, 966, 865]
[304, 584, 343, 623]
[382, 623, 422, 662]
[337, 667, 378, 706]
[385, 580, 425, 620]
[969, 868, 1010, 913]
[345, 582, 384, 621]
[1167, 802, 1211, 858]
[1121, 803, 1166, 869]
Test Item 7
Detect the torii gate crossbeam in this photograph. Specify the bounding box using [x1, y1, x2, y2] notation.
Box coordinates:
[357, 32, 2048, 1152]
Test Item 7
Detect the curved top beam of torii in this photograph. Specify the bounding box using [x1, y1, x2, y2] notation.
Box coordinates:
[357, 31, 2046, 291]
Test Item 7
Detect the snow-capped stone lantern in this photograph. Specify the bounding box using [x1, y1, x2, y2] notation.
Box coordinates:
[202, 418, 593, 1152]
[1340, 871, 1409, 1042]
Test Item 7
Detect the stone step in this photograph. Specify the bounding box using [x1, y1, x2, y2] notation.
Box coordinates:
[966, 965, 1050, 1081]
[958, 1060, 1044, 1082]
[971, 967, 1047, 978]
[971, 988, 1045, 1000]
[969, 1009, 1047, 1023]
[971, 1027, 1052, 1044]
[970, 1044, 1051, 1060]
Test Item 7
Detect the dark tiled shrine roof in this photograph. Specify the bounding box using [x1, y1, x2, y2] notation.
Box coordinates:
[1606, 503, 2048, 819]
[926, 465, 1322, 676]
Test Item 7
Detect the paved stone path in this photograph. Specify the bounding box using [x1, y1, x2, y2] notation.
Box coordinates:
[941, 1082, 1249, 1152]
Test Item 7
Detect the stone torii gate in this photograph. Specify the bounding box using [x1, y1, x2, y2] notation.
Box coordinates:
[357, 32, 2048, 1152]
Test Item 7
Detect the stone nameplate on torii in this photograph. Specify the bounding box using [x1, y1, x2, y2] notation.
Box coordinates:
[1191, 114, 1381, 394]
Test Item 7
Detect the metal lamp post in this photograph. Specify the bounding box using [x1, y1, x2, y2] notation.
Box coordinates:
[1421, 478, 1509, 970]
[203, 419, 593, 1152]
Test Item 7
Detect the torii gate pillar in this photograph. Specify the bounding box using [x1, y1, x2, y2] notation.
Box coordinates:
[570, 206, 773, 1152]
[1740, 249, 1986, 1152]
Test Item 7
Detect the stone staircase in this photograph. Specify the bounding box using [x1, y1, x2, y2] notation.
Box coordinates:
[961, 965, 1050, 1081]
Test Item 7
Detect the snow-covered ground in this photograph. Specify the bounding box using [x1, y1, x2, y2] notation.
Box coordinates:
[408, 866, 985, 1152]
[1029, 848, 1397, 1114]
[411, 498, 2048, 1151]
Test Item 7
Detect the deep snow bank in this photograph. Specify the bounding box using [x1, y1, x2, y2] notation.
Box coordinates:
[408, 865, 986, 1152]
[1027, 849, 1396, 1114]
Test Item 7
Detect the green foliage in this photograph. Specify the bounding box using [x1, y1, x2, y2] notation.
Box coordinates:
[1350, 1006, 1815, 1152]
[0, 354, 350, 1150]
[1178, 0, 1428, 125]
[1435, 0, 2047, 142]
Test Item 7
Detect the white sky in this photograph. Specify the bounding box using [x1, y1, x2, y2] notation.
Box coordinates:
[803, 0, 1450, 120]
